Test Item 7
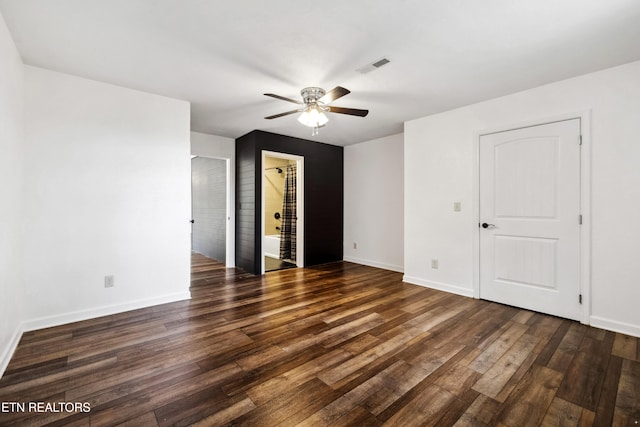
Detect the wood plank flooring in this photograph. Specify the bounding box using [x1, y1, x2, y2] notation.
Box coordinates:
[1, 253, 639, 426]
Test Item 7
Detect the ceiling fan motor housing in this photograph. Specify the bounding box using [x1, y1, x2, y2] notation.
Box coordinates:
[301, 87, 326, 104]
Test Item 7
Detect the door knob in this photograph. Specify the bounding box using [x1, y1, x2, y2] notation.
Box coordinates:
[190, 219, 195, 224]
[481, 222, 495, 229]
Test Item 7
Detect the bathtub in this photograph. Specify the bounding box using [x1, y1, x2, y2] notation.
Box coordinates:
[264, 234, 280, 259]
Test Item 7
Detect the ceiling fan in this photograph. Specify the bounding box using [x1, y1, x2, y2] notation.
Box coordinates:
[264, 86, 369, 135]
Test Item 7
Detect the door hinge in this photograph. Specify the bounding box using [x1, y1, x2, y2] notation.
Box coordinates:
[579, 214, 582, 225]
[579, 294, 583, 304]
[579, 135, 583, 145]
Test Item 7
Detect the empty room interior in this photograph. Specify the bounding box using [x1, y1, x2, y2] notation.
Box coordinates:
[1, 1, 640, 426]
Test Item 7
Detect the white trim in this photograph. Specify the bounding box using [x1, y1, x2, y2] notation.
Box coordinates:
[261, 151, 305, 274]
[578, 111, 592, 325]
[21, 292, 190, 332]
[344, 256, 404, 273]
[0, 324, 24, 378]
[591, 316, 640, 339]
[403, 275, 474, 298]
[225, 158, 234, 268]
[472, 126, 481, 299]
[472, 111, 592, 324]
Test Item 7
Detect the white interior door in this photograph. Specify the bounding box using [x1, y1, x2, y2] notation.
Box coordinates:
[479, 119, 581, 320]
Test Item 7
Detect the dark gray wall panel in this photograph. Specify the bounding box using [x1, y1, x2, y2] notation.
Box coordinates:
[236, 130, 343, 274]
[191, 157, 226, 262]
[235, 133, 257, 272]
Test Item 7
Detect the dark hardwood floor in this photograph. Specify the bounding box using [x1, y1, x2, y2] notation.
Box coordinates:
[1, 253, 639, 426]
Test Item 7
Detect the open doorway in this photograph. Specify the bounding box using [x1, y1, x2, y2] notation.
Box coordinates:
[262, 151, 304, 273]
[191, 156, 229, 265]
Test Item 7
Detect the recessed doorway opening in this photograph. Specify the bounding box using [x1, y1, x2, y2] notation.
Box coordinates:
[191, 156, 233, 268]
[261, 151, 304, 274]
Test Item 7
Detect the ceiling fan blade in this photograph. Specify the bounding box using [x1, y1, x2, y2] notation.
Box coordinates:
[319, 86, 350, 104]
[264, 93, 303, 104]
[265, 109, 300, 120]
[328, 106, 369, 117]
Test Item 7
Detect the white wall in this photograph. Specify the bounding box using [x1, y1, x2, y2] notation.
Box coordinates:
[405, 60, 640, 337]
[0, 11, 25, 375]
[21, 66, 192, 329]
[190, 131, 236, 267]
[344, 133, 404, 272]
[191, 131, 235, 160]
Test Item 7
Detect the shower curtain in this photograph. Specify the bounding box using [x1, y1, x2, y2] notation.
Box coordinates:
[279, 164, 296, 262]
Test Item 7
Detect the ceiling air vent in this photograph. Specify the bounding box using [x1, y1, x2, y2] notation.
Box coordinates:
[356, 57, 391, 74]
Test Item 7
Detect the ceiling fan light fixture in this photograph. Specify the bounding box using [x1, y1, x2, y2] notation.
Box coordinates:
[297, 105, 328, 128]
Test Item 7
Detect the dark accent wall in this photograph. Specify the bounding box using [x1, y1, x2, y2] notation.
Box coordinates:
[191, 157, 226, 262]
[235, 130, 343, 274]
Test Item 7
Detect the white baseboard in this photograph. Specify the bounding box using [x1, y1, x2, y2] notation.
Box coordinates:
[402, 275, 474, 298]
[21, 292, 191, 333]
[343, 256, 404, 273]
[590, 316, 640, 338]
[0, 323, 25, 379]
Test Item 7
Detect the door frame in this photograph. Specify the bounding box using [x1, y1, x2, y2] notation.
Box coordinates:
[190, 155, 234, 268]
[472, 111, 592, 325]
[261, 150, 305, 274]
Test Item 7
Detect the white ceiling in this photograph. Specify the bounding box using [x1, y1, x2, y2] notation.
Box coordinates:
[2, 0, 640, 146]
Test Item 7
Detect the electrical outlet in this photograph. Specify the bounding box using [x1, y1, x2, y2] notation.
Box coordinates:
[454, 202, 461, 212]
[353, 242, 357, 249]
[431, 259, 439, 269]
[104, 275, 115, 288]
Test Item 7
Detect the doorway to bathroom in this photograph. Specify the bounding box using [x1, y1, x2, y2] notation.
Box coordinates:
[261, 151, 304, 273]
